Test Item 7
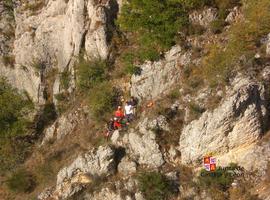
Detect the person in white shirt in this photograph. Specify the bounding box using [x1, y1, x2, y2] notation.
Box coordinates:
[124, 101, 134, 122]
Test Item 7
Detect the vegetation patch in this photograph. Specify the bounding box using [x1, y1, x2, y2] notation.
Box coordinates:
[137, 171, 174, 200]
[198, 163, 241, 191]
[76, 59, 108, 91]
[203, 0, 270, 86]
[0, 78, 33, 137]
[7, 169, 36, 193]
[88, 82, 120, 121]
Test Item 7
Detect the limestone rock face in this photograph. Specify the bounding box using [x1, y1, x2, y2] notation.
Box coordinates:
[0, 0, 118, 103]
[84, 188, 132, 200]
[127, 118, 164, 168]
[38, 146, 115, 200]
[40, 106, 88, 145]
[0, 2, 15, 56]
[266, 33, 270, 56]
[57, 146, 115, 186]
[179, 78, 268, 170]
[225, 7, 244, 23]
[118, 157, 137, 175]
[131, 45, 191, 101]
[189, 8, 218, 27]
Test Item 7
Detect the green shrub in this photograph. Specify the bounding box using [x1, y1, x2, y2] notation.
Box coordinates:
[54, 93, 70, 114]
[76, 59, 108, 91]
[210, 19, 227, 34]
[198, 163, 241, 191]
[0, 138, 32, 173]
[137, 171, 173, 200]
[36, 103, 57, 134]
[88, 82, 117, 120]
[7, 169, 36, 193]
[169, 88, 181, 100]
[2, 55, 15, 67]
[203, 0, 270, 86]
[0, 78, 33, 137]
[60, 70, 71, 90]
[118, 0, 189, 49]
[117, 0, 190, 65]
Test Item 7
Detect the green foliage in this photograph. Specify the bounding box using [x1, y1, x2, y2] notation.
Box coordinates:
[7, 169, 36, 193]
[76, 59, 108, 91]
[60, 70, 71, 90]
[88, 82, 116, 120]
[210, 19, 227, 34]
[0, 138, 32, 173]
[0, 78, 33, 137]
[2, 55, 15, 67]
[3, 0, 14, 16]
[54, 93, 70, 114]
[198, 163, 240, 191]
[203, 0, 270, 86]
[179, 0, 214, 10]
[117, 0, 192, 65]
[169, 88, 181, 100]
[118, 0, 189, 49]
[36, 103, 57, 134]
[137, 171, 173, 200]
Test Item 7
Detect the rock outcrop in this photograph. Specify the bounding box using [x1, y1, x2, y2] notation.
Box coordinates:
[40, 106, 88, 145]
[189, 8, 217, 27]
[127, 118, 165, 168]
[179, 77, 269, 171]
[1, 0, 119, 103]
[38, 145, 116, 200]
[130, 45, 191, 101]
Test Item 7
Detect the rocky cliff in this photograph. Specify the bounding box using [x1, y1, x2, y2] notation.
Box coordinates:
[1, 1, 270, 200]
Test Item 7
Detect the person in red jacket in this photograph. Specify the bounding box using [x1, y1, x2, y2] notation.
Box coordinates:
[114, 106, 124, 119]
[113, 117, 122, 129]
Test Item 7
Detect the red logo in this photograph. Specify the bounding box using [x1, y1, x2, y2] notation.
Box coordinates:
[203, 156, 216, 172]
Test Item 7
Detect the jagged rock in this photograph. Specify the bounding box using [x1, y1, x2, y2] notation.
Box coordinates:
[130, 45, 191, 101]
[0, 2, 15, 56]
[40, 107, 88, 145]
[225, 7, 244, 23]
[164, 145, 181, 165]
[179, 78, 268, 171]
[189, 8, 218, 27]
[135, 192, 145, 200]
[266, 33, 270, 56]
[118, 157, 137, 175]
[84, 187, 132, 200]
[57, 146, 115, 186]
[1, 0, 118, 103]
[261, 66, 270, 82]
[127, 118, 164, 168]
[147, 115, 169, 131]
[38, 146, 115, 199]
[218, 139, 270, 173]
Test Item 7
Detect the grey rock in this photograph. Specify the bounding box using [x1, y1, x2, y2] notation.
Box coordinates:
[128, 119, 164, 168]
[56, 146, 115, 187]
[225, 7, 244, 23]
[40, 107, 88, 145]
[131, 45, 191, 101]
[189, 8, 218, 27]
[1, 0, 118, 103]
[147, 115, 169, 131]
[118, 157, 137, 175]
[84, 187, 131, 200]
[266, 33, 270, 56]
[38, 146, 116, 199]
[261, 66, 270, 82]
[179, 79, 268, 170]
[135, 192, 145, 200]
